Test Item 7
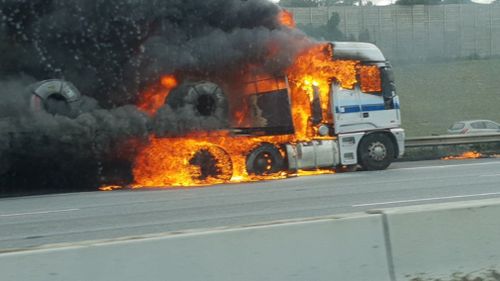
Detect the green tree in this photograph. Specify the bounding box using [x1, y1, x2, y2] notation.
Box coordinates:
[332, 0, 357, 6]
[396, 0, 441, 5]
[323, 12, 344, 40]
[358, 28, 371, 43]
[279, 0, 360, 7]
[441, 0, 471, 4]
[297, 12, 345, 41]
[279, 0, 319, 7]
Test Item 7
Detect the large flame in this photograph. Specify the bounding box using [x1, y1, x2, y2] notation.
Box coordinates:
[278, 9, 296, 28]
[133, 132, 291, 187]
[286, 44, 358, 139]
[137, 74, 178, 116]
[128, 13, 383, 188]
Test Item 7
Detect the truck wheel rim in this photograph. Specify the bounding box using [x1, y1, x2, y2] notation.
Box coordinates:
[368, 141, 387, 161]
[253, 152, 274, 174]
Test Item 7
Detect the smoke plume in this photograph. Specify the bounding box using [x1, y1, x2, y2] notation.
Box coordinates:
[0, 0, 308, 194]
[1, 0, 306, 105]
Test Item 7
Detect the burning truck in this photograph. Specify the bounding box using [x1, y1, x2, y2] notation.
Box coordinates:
[0, 1, 406, 194]
[26, 41, 405, 188]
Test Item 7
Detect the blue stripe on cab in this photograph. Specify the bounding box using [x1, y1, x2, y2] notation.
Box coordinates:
[361, 104, 385, 111]
[336, 104, 387, 113]
[335, 105, 361, 113]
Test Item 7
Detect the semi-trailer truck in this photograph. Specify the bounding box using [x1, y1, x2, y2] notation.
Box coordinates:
[27, 42, 405, 184]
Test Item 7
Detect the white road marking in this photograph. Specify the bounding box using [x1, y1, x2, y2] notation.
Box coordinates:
[480, 173, 500, 177]
[394, 161, 500, 171]
[352, 192, 500, 207]
[0, 208, 80, 218]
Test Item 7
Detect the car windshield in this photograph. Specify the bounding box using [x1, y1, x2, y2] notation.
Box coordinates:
[449, 122, 465, 130]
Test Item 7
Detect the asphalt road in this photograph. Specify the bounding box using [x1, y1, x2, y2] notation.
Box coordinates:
[1, 158, 500, 251]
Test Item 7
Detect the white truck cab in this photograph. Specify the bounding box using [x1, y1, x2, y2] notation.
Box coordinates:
[285, 42, 405, 172]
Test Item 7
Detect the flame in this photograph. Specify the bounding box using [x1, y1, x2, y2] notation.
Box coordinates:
[278, 9, 295, 28]
[99, 185, 123, 191]
[161, 75, 178, 89]
[442, 151, 482, 160]
[286, 43, 358, 139]
[133, 132, 291, 186]
[137, 74, 178, 115]
[296, 169, 335, 176]
[131, 43, 369, 187]
[128, 12, 384, 188]
[359, 65, 382, 93]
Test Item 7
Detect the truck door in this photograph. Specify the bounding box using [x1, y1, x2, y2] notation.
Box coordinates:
[332, 83, 364, 134]
[357, 65, 401, 130]
[358, 88, 399, 129]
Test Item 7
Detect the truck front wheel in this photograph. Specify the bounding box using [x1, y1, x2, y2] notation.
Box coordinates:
[358, 133, 395, 171]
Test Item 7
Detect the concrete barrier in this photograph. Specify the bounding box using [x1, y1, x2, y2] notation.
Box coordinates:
[0, 214, 391, 281]
[371, 198, 500, 281]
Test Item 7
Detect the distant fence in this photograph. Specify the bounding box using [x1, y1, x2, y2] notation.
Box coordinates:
[287, 4, 500, 61]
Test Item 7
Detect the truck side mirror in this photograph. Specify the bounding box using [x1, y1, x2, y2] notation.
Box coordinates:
[380, 67, 396, 109]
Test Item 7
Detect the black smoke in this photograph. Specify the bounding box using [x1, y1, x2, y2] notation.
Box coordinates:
[0, 0, 309, 195]
[0, 0, 306, 105]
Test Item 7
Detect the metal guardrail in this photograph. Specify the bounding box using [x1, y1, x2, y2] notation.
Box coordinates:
[406, 133, 500, 147]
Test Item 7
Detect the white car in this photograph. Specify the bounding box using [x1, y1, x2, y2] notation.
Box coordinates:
[448, 120, 500, 134]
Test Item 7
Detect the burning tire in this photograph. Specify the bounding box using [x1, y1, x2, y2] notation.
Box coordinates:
[189, 145, 233, 183]
[29, 79, 82, 117]
[357, 133, 395, 171]
[246, 143, 284, 175]
[166, 81, 228, 121]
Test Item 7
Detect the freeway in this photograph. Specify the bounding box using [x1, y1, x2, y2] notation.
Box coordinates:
[1, 158, 500, 251]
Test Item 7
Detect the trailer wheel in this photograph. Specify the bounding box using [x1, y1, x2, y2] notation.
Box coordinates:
[246, 143, 284, 175]
[166, 81, 228, 121]
[358, 133, 395, 171]
[29, 79, 82, 118]
[189, 145, 233, 183]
